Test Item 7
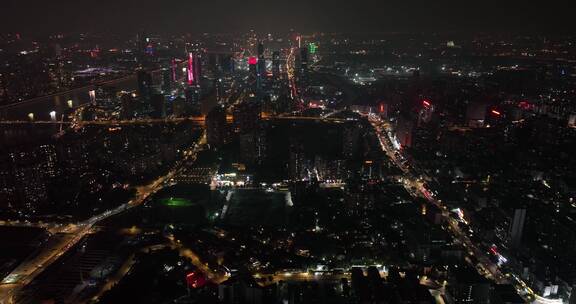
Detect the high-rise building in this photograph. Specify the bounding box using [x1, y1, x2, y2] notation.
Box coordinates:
[257, 41, 266, 83]
[161, 67, 172, 94]
[219, 54, 234, 74]
[120, 93, 136, 119]
[308, 42, 318, 55]
[509, 209, 526, 248]
[568, 114, 576, 128]
[208, 53, 218, 71]
[257, 41, 265, 58]
[465, 101, 489, 128]
[0, 73, 8, 106]
[136, 32, 148, 62]
[215, 78, 226, 102]
[150, 93, 165, 119]
[343, 125, 361, 159]
[299, 46, 309, 84]
[569, 285, 576, 304]
[272, 51, 281, 79]
[187, 53, 201, 86]
[314, 157, 347, 181]
[395, 114, 414, 148]
[137, 70, 153, 101]
[185, 86, 202, 114]
[448, 267, 491, 304]
[171, 58, 178, 83]
[418, 99, 435, 126]
[6, 144, 57, 212]
[490, 285, 524, 304]
[233, 99, 261, 134]
[171, 97, 187, 117]
[248, 56, 261, 96]
[94, 85, 117, 107]
[239, 130, 267, 167]
[206, 106, 228, 148]
[289, 141, 307, 181]
[0, 153, 17, 208]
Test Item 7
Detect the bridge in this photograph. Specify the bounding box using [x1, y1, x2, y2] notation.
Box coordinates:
[0, 115, 355, 127]
[0, 117, 206, 126]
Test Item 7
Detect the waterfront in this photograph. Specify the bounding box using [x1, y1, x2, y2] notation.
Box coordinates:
[0, 70, 165, 121]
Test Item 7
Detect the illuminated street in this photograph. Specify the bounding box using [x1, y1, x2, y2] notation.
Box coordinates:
[0, 133, 206, 304]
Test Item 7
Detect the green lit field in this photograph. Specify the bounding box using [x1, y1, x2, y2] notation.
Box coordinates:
[159, 197, 194, 207]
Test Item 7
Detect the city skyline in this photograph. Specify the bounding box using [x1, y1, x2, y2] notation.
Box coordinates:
[1, 0, 575, 34]
[1, 4, 575, 304]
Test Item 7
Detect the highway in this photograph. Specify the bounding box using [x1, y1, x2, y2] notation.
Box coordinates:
[0, 133, 206, 304]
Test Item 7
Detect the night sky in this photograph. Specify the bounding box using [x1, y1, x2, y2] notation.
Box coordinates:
[0, 0, 573, 34]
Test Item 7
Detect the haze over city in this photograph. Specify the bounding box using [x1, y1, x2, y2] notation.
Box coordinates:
[1, 1, 575, 304]
[1, 0, 574, 33]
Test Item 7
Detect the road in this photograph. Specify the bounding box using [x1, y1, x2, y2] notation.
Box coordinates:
[0, 115, 353, 127]
[259, 271, 351, 285]
[365, 114, 509, 284]
[0, 116, 206, 126]
[365, 113, 546, 302]
[0, 133, 206, 304]
[0, 220, 75, 234]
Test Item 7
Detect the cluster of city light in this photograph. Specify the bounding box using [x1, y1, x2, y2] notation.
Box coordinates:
[212, 173, 250, 188]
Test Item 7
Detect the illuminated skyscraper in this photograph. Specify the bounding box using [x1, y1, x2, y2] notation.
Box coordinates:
[418, 99, 435, 126]
[248, 56, 260, 96]
[185, 53, 202, 112]
[187, 53, 201, 86]
[308, 42, 318, 55]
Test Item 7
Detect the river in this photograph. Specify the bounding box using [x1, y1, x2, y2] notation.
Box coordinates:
[0, 69, 166, 121]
